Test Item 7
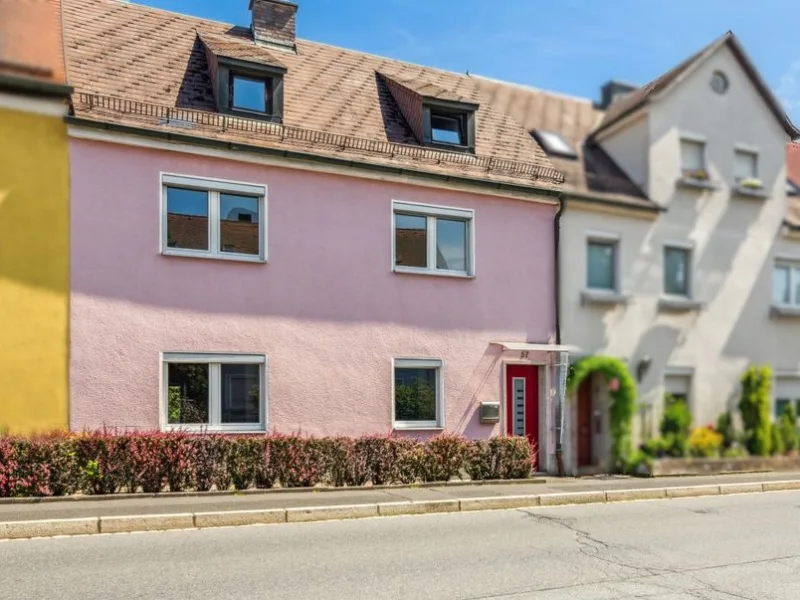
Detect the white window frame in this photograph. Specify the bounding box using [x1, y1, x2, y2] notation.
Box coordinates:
[773, 261, 800, 307]
[391, 358, 445, 430]
[585, 231, 620, 291]
[391, 200, 475, 278]
[160, 173, 267, 263]
[734, 147, 759, 181]
[161, 352, 268, 433]
[663, 242, 693, 298]
[679, 134, 707, 175]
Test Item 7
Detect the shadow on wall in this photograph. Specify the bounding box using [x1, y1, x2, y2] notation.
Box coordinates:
[630, 324, 683, 398]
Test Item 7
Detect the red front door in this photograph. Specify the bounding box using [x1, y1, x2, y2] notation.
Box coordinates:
[577, 378, 593, 467]
[505, 364, 540, 469]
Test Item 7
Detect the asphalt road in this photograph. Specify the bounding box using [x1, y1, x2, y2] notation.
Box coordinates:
[2, 492, 800, 599]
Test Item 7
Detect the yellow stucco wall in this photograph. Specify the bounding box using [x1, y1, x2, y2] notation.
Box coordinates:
[0, 106, 69, 433]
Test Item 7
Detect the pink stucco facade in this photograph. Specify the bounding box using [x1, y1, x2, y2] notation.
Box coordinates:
[69, 138, 556, 437]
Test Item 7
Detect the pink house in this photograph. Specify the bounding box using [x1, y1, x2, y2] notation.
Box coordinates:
[63, 0, 570, 471]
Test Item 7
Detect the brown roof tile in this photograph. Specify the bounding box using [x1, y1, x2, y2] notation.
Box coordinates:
[197, 29, 287, 70]
[470, 77, 654, 210]
[62, 0, 563, 191]
[0, 0, 67, 85]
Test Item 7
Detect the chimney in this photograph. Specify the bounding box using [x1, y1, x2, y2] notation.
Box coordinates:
[598, 80, 638, 110]
[249, 0, 298, 51]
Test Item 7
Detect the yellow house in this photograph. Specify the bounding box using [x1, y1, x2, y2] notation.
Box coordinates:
[0, 0, 72, 433]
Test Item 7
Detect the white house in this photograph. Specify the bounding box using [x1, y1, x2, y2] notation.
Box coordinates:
[474, 32, 800, 473]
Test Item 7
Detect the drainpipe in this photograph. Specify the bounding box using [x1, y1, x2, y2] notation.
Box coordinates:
[554, 194, 566, 476]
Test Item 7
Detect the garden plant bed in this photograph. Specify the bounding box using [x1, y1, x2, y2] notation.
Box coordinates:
[651, 455, 800, 477]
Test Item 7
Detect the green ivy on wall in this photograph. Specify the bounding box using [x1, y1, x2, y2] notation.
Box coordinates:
[567, 356, 637, 470]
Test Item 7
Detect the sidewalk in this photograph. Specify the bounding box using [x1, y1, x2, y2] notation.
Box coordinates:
[2, 470, 800, 524]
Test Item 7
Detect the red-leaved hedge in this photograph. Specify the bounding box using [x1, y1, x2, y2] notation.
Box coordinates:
[0, 431, 536, 498]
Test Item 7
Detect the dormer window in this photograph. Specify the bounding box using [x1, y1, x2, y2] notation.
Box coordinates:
[422, 100, 477, 153]
[231, 75, 270, 114]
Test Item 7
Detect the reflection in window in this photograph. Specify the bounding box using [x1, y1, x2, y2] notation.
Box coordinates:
[394, 367, 438, 423]
[220, 194, 260, 255]
[587, 241, 615, 290]
[773, 266, 791, 305]
[436, 218, 467, 271]
[167, 363, 210, 424]
[166, 188, 209, 251]
[231, 76, 268, 113]
[431, 114, 463, 145]
[221, 364, 261, 424]
[395, 214, 428, 268]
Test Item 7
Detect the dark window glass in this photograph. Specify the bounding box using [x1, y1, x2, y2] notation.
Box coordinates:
[166, 187, 209, 251]
[220, 194, 260, 255]
[394, 368, 438, 422]
[587, 242, 615, 290]
[436, 218, 467, 271]
[664, 247, 689, 296]
[431, 114, 463, 145]
[395, 214, 428, 268]
[221, 364, 260, 424]
[167, 364, 210, 424]
[232, 76, 268, 113]
[776, 398, 790, 418]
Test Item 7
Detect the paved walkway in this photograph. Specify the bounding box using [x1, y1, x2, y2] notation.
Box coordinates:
[2, 471, 799, 522]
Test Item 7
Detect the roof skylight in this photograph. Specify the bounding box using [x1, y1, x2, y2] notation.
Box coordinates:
[531, 129, 578, 159]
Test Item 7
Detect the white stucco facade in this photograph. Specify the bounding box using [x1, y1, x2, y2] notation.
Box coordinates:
[560, 42, 800, 473]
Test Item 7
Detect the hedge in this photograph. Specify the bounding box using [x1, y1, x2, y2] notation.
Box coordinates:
[0, 431, 537, 498]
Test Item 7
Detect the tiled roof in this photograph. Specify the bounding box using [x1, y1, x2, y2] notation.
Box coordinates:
[470, 77, 654, 210]
[0, 0, 67, 85]
[596, 32, 799, 140]
[61, 0, 563, 191]
[197, 30, 287, 70]
[787, 143, 800, 229]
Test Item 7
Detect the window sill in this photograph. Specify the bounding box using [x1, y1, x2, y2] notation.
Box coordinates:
[658, 295, 704, 312]
[770, 305, 800, 318]
[164, 426, 267, 434]
[676, 177, 720, 191]
[580, 289, 631, 306]
[393, 266, 474, 279]
[732, 186, 770, 199]
[162, 249, 266, 264]
[393, 423, 445, 431]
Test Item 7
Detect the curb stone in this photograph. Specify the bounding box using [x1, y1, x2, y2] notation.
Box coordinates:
[3, 479, 800, 540]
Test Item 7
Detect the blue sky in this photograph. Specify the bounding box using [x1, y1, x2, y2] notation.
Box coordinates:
[137, 0, 800, 124]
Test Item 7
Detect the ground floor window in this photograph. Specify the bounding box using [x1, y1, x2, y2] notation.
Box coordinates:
[393, 358, 444, 429]
[163, 353, 266, 432]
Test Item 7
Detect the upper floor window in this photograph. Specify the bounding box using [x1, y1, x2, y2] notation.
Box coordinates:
[161, 174, 267, 263]
[392, 200, 474, 277]
[680, 137, 707, 180]
[734, 149, 758, 181]
[773, 263, 800, 306]
[423, 100, 477, 152]
[230, 74, 270, 114]
[664, 246, 691, 297]
[586, 239, 617, 291]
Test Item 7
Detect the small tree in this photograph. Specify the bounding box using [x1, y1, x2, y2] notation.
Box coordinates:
[660, 395, 691, 457]
[770, 424, 785, 456]
[779, 404, 799, 454]
[739, 365, 772, 456]
[715, 412, 735, 450]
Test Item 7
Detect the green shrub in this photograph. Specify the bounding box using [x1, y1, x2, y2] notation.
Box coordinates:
[779, 404, 799, 453]
[770, 423, 785, 456]
[739, 365, 772, 456]
[722, 445, 748, 459]
[623, 450, 652, 476]
[715, 412, 735, 449]
[660, 396, 692, 457]
[465, 437, 535, 480]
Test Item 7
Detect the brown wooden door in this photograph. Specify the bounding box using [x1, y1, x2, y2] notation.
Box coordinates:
[577, 378, 592, 467]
